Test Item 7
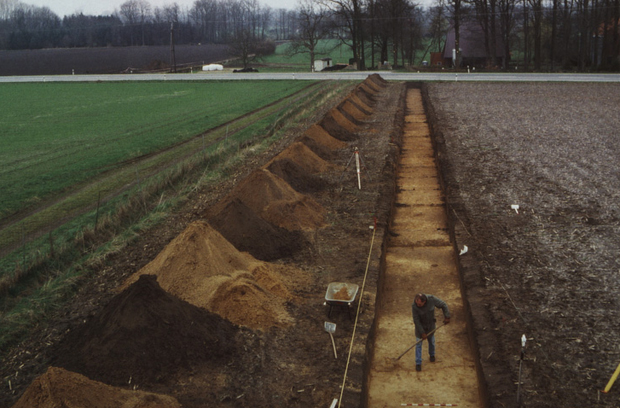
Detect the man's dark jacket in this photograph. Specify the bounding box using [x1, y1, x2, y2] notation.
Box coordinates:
[411, 294, 450, 338]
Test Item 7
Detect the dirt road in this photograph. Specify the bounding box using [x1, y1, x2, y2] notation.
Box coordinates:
[367, 88, 483, 407]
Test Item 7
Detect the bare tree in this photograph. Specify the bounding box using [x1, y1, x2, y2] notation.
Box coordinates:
[420, 5, 450, 63]
[288, 0, 329, 71]
[439, 0, 464, 67]
[320, 0, 367, 69]
[498, 0, 516, 69]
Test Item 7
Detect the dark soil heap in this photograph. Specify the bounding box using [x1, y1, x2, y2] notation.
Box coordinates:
[341, 99, 370, 121]
[320, 107, 359, 141]
[123, 221, 295, 329]
[53, 275, 239, 387]
[298, 124, 348, 161]
[209, 197, 306, 260]
[210, 168, 327, 231]
[268, 141, 340, 175]
[266, 158, 327, 193]
[12, 366, 181, 408]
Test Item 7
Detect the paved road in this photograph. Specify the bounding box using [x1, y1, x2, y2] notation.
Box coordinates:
[1, 71, 620, 82]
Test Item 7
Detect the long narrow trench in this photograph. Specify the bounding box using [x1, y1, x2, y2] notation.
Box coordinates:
[366, 88, 483, 407]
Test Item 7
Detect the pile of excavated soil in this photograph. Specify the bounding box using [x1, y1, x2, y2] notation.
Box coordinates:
[320, 107, 359, 141]
[123, 221, 295, 329]
[209, 197, 306, 261]
[298, 125, 348, 161]
[211, 169, 327, 231]
[269, 142, 340, 174]
[266, 158, 328, 193]
[12, 367, 181, 408]
[54, 275, 239, 386]
[318, 76, 386, 142]
[302, 124, 348, 151]
[264, 142, 340, 194]
[341, 99, 370, 121]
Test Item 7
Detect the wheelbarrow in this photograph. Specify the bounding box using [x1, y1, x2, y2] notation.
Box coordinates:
[324, 282, 359, 320]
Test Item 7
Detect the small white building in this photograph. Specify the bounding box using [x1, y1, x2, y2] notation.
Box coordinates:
[313, 58, 332, 72]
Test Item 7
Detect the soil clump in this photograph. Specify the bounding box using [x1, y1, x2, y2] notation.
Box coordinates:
[320, 107, 359, 141]
[266, 158, 328, 193]
[53, 274, 240, 386]
[209, 168, 327, 231]
[12, 367, 181, 408]
[123, 221, 295, 329]
[209, 197, 306, 261]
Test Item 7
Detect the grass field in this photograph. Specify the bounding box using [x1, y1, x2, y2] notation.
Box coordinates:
[0, 81, 310, 220]
[260, 40, 355, 71]
[260, 39, 435, 72]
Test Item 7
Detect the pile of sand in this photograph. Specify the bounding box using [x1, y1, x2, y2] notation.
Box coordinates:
[268, 142, 340, 174]
[124, 221, 295, 329]
[348, 93, 373, 114]
[302, 124, 348, 152]
[267, 158, 327, 193]
[366, 73, 389, 88]
[320, 107, 359, 141]
[341, 99, 370, 121]
[12, 367, 181, 408]
[213, 169, 326, 231]
[54, 275, 239, 386]
[209, 198, 306, 261]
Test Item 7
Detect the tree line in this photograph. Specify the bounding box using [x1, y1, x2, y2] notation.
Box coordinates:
[0, 0, 618, 71]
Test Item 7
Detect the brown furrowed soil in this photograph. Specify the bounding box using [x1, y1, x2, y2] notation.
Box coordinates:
[425, 82, 620, 408]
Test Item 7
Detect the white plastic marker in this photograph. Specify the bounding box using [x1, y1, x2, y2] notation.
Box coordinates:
[355, 148, 361, 190]
[459, 245, 468, 256]
[511, 204, 520, 214]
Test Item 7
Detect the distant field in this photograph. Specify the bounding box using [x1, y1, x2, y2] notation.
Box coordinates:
[0, 44, 232, 76]
[0, 80, 310, 220]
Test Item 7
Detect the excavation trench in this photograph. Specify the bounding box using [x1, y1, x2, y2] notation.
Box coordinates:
[366, 87, 484, 407]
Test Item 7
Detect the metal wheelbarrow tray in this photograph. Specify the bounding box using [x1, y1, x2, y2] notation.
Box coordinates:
[325, 282, 359, 319]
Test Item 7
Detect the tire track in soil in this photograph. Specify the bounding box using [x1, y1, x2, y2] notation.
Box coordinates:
[366, 88, 483, 407]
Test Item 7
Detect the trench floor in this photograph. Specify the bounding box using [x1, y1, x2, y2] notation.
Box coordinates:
[366, 89, 483, 408]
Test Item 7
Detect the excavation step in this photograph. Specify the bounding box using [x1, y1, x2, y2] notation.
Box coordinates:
[366, 88, 483, 408]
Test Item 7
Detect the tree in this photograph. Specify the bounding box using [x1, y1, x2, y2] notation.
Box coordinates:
[439, 0, 464, 67]
[320, 0, 367, 69]
[288, 0, 329, 71]
[229, 0, 274, 68]
[420, 5, 450, 63]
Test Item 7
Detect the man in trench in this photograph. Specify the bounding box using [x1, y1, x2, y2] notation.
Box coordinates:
[411, 293, 450, 371]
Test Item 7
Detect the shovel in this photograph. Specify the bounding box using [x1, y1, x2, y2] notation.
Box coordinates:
[324, 322, 337, 359]
[395, 324, 446, 361]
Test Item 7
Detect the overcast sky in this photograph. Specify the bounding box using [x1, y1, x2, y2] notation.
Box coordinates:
[26, 0, 298, 18]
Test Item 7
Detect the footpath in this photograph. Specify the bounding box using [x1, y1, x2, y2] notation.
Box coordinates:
[366, 88, 484, 408]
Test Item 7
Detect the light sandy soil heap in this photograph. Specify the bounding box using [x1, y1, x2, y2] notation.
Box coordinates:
[12, 367, 181, 408]
[267, 141, 340, 174]
[213, 168, 327, 231]
[341, 99, 370, 121]
[124, 220, 295, 329]
[300, 124, 348, 153]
